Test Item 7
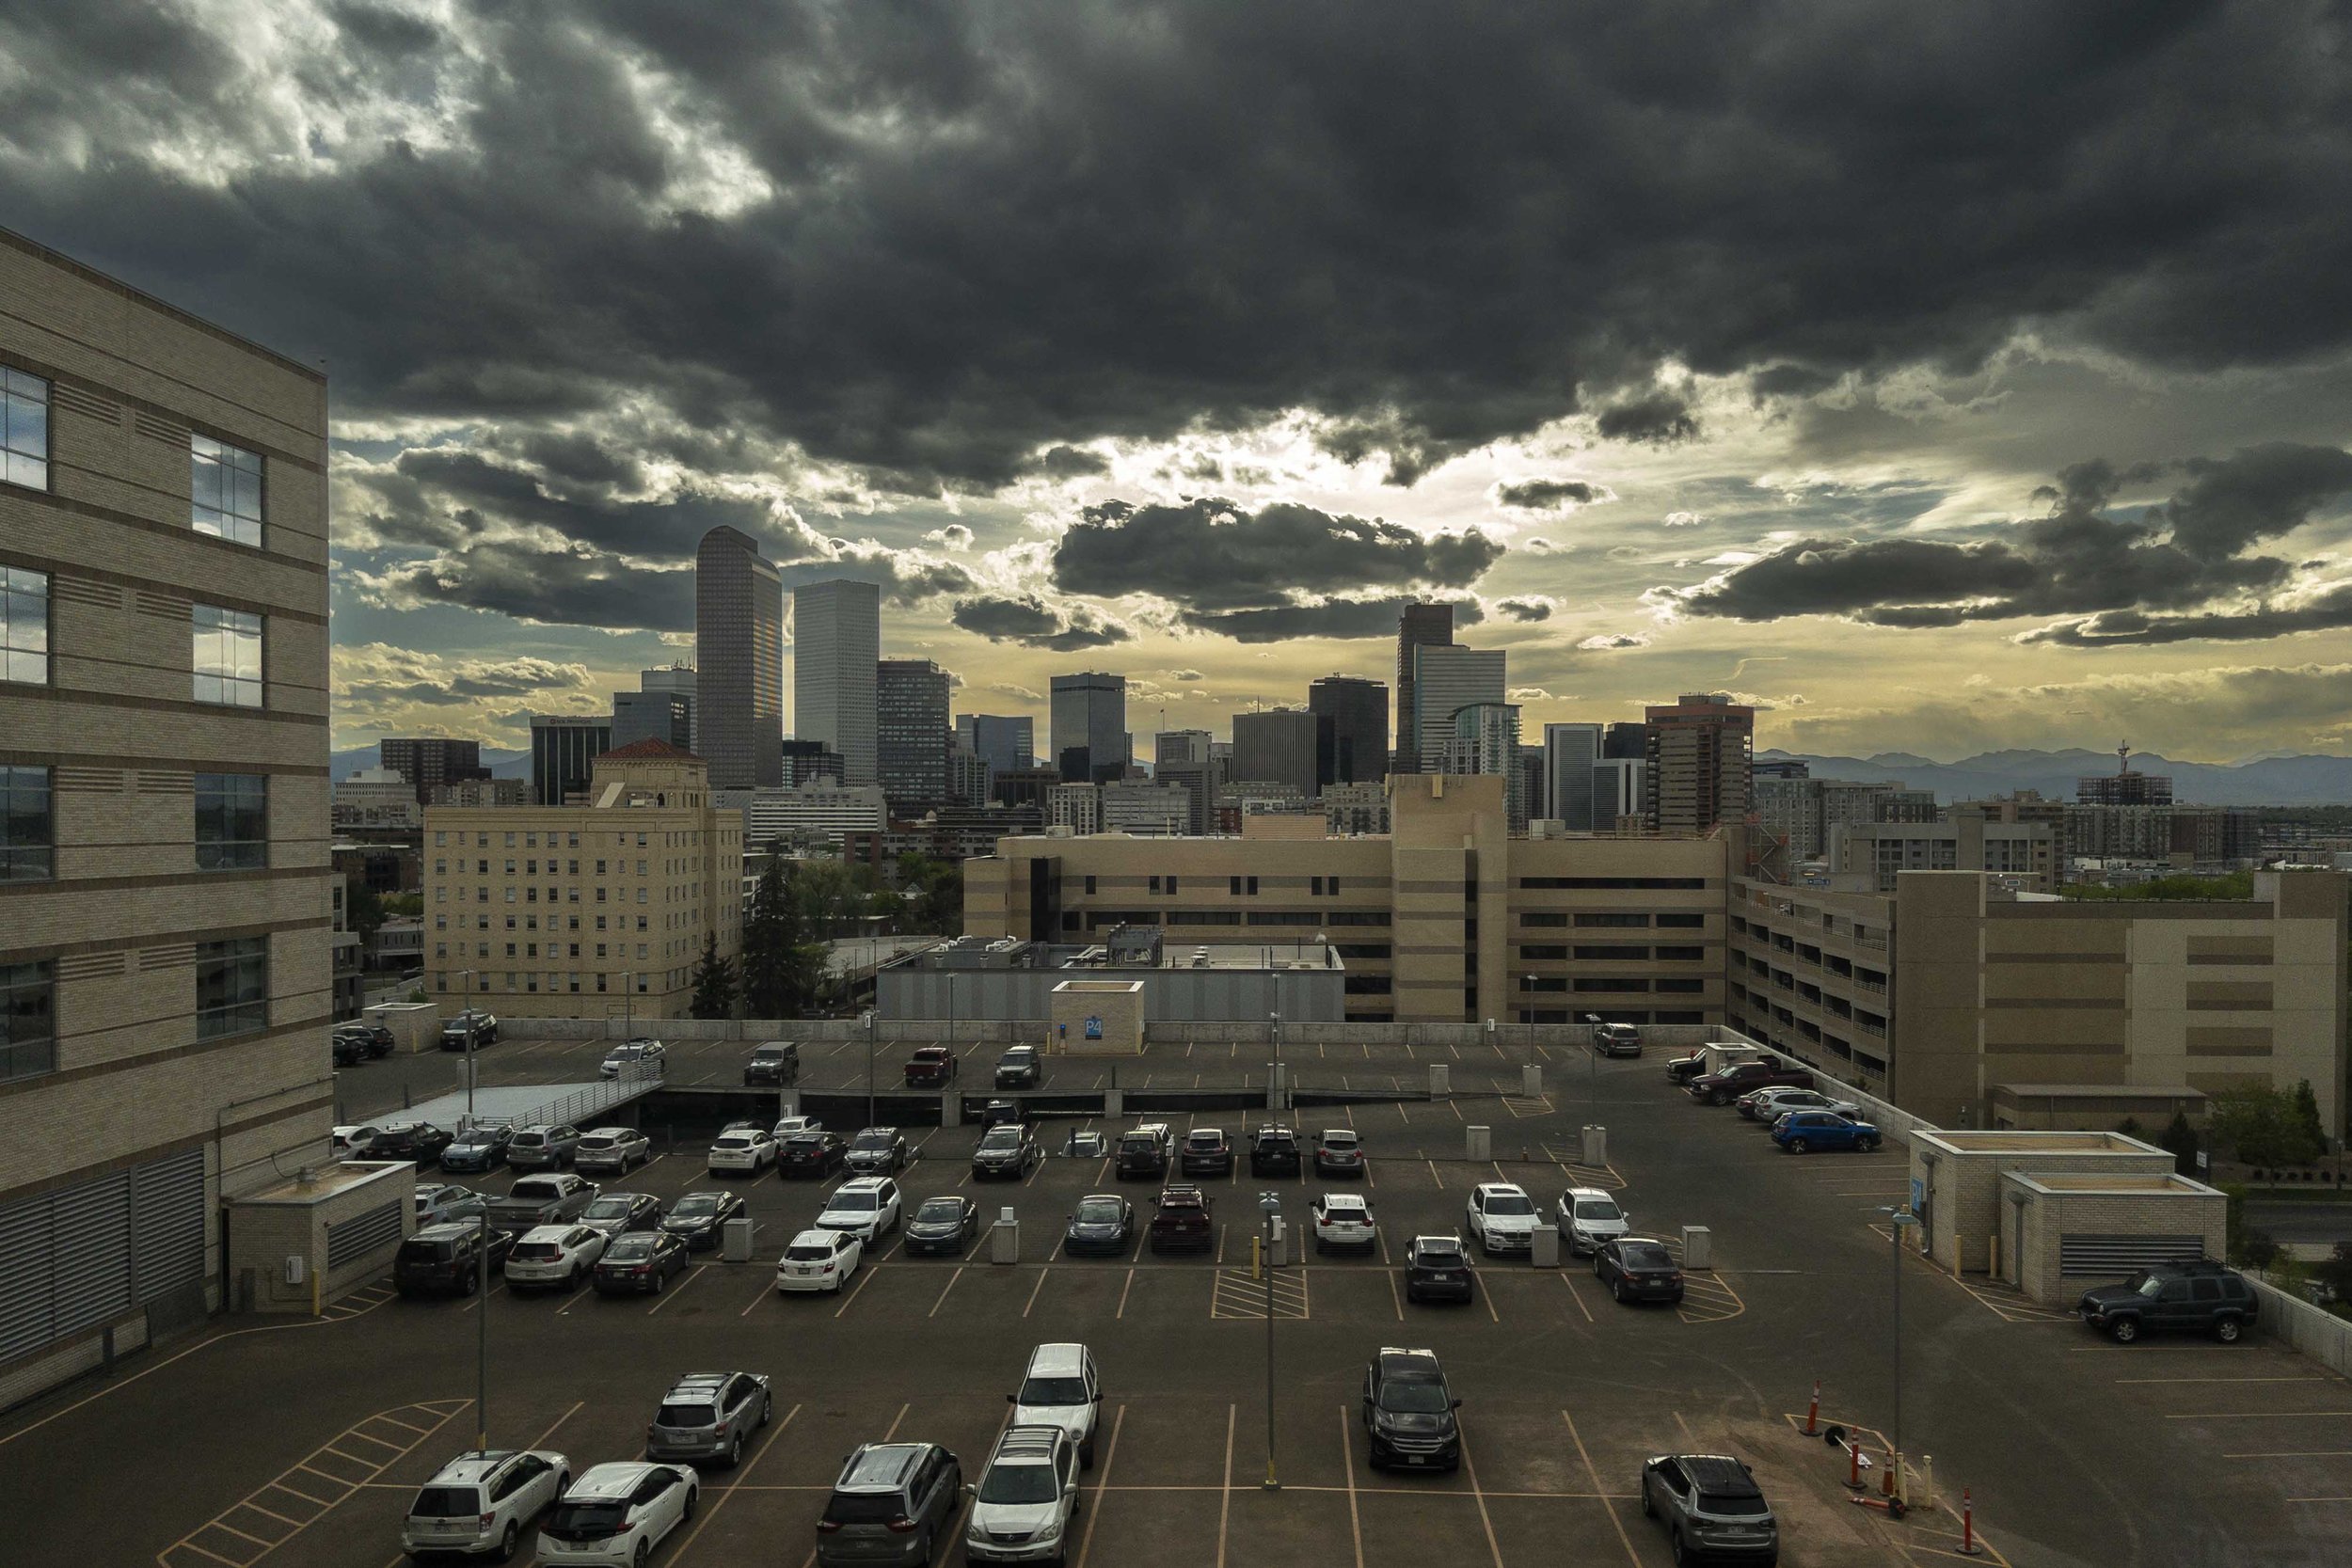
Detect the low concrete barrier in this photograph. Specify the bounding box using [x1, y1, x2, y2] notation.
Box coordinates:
[2249, 1277, 2352, 1378]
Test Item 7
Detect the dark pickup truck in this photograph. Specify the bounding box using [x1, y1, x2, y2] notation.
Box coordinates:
[1688, 1059, 1814, 1105]
[1147, 1185, 1215, 1255]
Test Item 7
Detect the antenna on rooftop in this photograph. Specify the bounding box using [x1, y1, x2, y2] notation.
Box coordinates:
[2118, 739, 2132, 775]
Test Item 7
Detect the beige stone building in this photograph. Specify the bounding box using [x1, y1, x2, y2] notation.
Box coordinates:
[423, 739, 743, 1019]
[967, 774, 1728, 1024]
[0, 228, 334, 1403]
[1730, 868, 2349, 1136]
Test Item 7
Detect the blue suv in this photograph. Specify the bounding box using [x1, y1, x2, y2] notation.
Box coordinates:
[1770, 1111, 1882, 1154]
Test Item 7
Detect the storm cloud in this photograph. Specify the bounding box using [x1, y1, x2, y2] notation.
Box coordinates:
[950, 594, 1134, 651]
[1493, 479, 1609, 512]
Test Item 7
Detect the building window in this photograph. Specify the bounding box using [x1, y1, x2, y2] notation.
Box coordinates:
[0, 369, 48, 490]
[0, 565, 48, 685]
[1, 765, 53, 881]
[0, 959, 56, 1081]
[191, 606, 263, 706]
[1310, 877, 1323, 895]
[193, 773, 267, 870]
[195, 936, 268, 1039]
[190, 434, 263, 546]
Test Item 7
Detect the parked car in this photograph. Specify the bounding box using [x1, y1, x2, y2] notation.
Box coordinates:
[1689, 1060, 1813, 1106]
[1314, 1129, 1366, 1178]
[777, 1131, 848, 1179]
[964, 1424, 1080, 1565]
[846, 1126, 911, 1176]
[1147, 1185, 1215, 1254]
[707, 1125, 777, 1176]
[775, 1227, 864, 1294]
[439, 1010, 498, 1051]
[1740, 1086, 1861, 1123]
[331, 1123, 383, 1159]
[646, 1370, 774, 1468]
[1591, 1021, 1643, 1057]
[591, 1230, 690, 1295]
[1009, 1341, 1104, 1465]
[366, 1121, 455, 1165]
[331, 1031, 368, 1069]
[1771, 1111, 1882, 1154]
[414, 1182, 478, 1227]
[1115, 1123, 1172, 1180]
[438, 1125, 514, 1174]
[1465, 1181, 1539, 1256]
[1594, 1235, 1685, 1306]
[904, 1195, 982, 1256]
[394, 1223, 515, 1298]
[1639, 1453, 1779, 1565]
[1360, 1347, 1461, 1472]
[742, 1039, 801, 1086]
[342, 1020, 398, 1056]
[579, 1191, 664, 1237]
[816, 1177, 903, 1243]
[1179, 1127, 1233, 1178]
[994, 1045, 1042, 1089]
[599, 1039, 666, 1080]
[1311, 1193, 1377, 1254]
[540, 1463, 696, 1568]
[772, 1113, 825, 1140]
[1064, 1130, 1108, 1160]
[816, 1443, 962, 1568]
[661, 1190, 746, 1252]
[1556, 1187, 1629, 1257]
[573, 1127, 651, 1174]
[1402, 1235, 1475, 1305]
[2078, 1259, 2258, 1343]
[978, 1099, 1025, 1127]
[1062, 1194, 1136, 1257]
[506, 1123, 584, 1170]
[485, 1173, 598, 1229]
[1662, 1051, 1710, 1084]
[904, 1046, 960, 1087]
[972, 1122, 1041, 1180]
[503, 1223, 609, 1291]
[1248, 1125, 1302, 1178]
[399, 1448, 570, 1562]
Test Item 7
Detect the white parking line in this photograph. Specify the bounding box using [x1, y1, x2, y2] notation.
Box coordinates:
[1337, 1409, 1367, 1568]
[671, 1403, 799, 1561]
[1216, 1404, 1235, 1568]
[1457, 1429, 1504, 1568]
[1073, 1403, 1126, 1568]
[1117, 1268, 1136, 1319]
[1023, 1266, 1053, 1318]
[930, 1268, 964, 1318]
[1562, 1409, 1642, 1567]
[648, 1265, 709, 1316]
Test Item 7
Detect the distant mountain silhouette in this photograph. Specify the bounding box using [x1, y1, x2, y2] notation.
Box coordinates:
[1756, 747, 2352, 806]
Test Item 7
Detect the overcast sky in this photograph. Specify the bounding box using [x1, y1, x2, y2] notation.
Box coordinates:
[14, 1, 2352, 761]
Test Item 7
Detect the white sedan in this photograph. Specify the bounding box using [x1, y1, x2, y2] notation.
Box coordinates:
[774, 1228, 864, 1294]
[503, 1224, 609, 1291]
[708, 1127, 777, 1175]
[1311, 1193, 1377, 1254]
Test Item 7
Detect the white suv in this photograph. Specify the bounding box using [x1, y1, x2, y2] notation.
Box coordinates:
[707, 1126, 777, 1175]
[399, 1448, 570, 1560]
[573, 1128, 649, 1174]
[964, 1424, 1080, 1565]
[1556, 1186, 1629, 1257]
[504, 1224, 609, 1291]
[816, 1177, 902, 1242]
[1311, 1193, 1377, 1254]
[538, 1462, 696, 1565]
[1466, 1182, 1539, 1256]
[1009, 1342, 1102, 1467]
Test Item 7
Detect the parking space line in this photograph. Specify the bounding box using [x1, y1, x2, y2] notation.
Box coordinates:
[1426, 1160, 1444, 1189]
[1387, 1270, 1403, 1320]
[2118, 1377, 2330, 1385]
[668, 1402, 800, 1561]
[647, 1264, 710, 1315]
[233, 1502, 301, 1531]
[2166, 1411, 2352, 1419]
[740, 1276, 772, 1316]
[2226, 1449, 2352, 1458]
[1456, 1430, 1505, 1568]
[1562, 1408, 1642, 1566]
[1560, 1272, 1595, 1323]
[1481, 1275, 1500, 1323]
[1117, 1268, 1135, 1319]
[929, 1267, 964, 1318]
[1073, 1403, 1125, 1568]
[1024, 1266, 1052, 1318]
[1216, 1404, 1235, 1568]
[834, 1260, 885, 1318]
[262, 1481, 329, 1510]
[1338, 1407, 1367, 1568]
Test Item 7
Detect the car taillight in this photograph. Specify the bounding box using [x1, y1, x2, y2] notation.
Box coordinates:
[1670, 1271, 1685, 1283]
[816, 1519, 843, 1533]
[886, 1516, 918, 1533]
[479, 1512, 497, 1528]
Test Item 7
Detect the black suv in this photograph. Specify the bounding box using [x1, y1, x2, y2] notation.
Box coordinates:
[1179, 1128, 1233, 1178]
[2078, 1259, 2258, 1343]
[1639, 1453, 1778, 1564]
[368, 1121, 455, 1165]
[394, 1223, 514, 1297]
[1248, 1126, 1301, 1178]
[994, 1046, 1042, 1089]
[1360, 1348, 1461, 1471]
[743, 1041, 800, 1086]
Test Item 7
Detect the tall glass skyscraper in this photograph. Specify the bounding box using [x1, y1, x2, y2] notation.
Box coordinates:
[1050, 672, 1128, 783]
[793, 578, 882, 787]
[1309, 674, 1388, 784]
[694, 526, 783, 788]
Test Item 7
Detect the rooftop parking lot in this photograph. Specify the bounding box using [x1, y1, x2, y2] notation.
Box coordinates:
[16, 1051, 2351, 1567]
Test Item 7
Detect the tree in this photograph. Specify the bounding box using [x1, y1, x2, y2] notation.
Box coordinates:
[2292, 1080, 2328, 1159]
[2158, 1110, 2201, 1178]
[2211, 1084, 2324, 1168]
[688, 932, 738, 1020]
[741, 860, 829, 1020]
[896, 854, 963, 936]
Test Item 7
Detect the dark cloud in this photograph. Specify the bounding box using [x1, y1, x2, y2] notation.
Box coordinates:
[1662, 444, 2352, 635]
[359, 542, 696, 630]
[950, 594, 1133, 651]
[1595, 392, 1700, 446]
[1179, 595, 1486, 645]
[1576, 632, 1649, 650]
[1497, 597, 1553, 622]
[2021, 586, 2352, 647]
[1494, 478, 1607, 512]
[786, 546, 974, 607]
[1030, 445, 1110, 480]
[13, 3, 2348, 497]
[1749, 364, 1837, 399]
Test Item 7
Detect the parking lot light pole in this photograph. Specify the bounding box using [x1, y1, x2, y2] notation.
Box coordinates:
[449, 966, 487, 1452]
[1260, 1190, 1281, 1489]
[1882, 1206, 1920, 1499]
[1526, 975, 1537, 1066]
[1581, 1012, 1602, 1107]
[864, 1008, 878, 1127]
[1269, 1009, 1280, 1112]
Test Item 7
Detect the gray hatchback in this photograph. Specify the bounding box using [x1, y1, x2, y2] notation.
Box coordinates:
[1639, 1453, 1778, 1565]
[645, 1370, 772, 1467]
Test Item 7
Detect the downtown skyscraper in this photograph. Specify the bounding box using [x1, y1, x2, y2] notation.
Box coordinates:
[694, 525, 783, 788]
[1393, 602, 1454, 772]
[793, 578, 882, 787]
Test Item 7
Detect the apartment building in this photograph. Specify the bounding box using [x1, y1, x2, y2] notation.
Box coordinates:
[1830, 815, 2056, 893]
[1645, 693, 1752, 834]
[0, 230, 333, 1401]
[423, 740, 742, 1019]
[723, 780, 886, 851]
[966, 774, 1728, 1024]
[1727, 869, 2348, 1135]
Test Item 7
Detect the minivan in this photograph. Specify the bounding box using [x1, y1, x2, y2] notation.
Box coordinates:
[1113, 1124, 1170, 1180]
[1008, 1342, 1102, 1467]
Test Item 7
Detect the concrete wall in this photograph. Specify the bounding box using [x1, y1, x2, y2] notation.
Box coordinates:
[2011, 1180, 2227, 1304]
[225, 1162, 415, 1314]
[1911, 1134, 2175, 1274]
[2248, 1277, 2352, 1380]
[496, 1015, 1610, 1048]
[880, 962, 1344, 1024]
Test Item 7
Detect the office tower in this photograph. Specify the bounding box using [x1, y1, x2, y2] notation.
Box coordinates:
[1411, 643, 1507, 767]
[1309, 674, 1388, 785]
[956, 714, 1036, 779]
[1542, 723, 1604, 831]
[1101, 780, 1192, 835]
[380, 736, 488, 805]
[1593, 757, 1648, 830]
[992, 767, 1063, 812]
[1393, 602, 1454, 772]
[529, 714, 612, 805]
[1155, 759, 1215, 834]
[779, 738, 845, 786]
[1442, 703, 1526, 831]
[1232, 708, 1322, 800]
[639, 665, 698, 752]
[792, 578, 881, 786]
[0, 236, 336, 1402]
[1602, 721, 1648, 760]
[947, 745, 991, 806]
[877, 658, 952, 813]
[1518, 746, 1546, 832]
[1154, 729, 1212, 767]
[1644, 693, 1755, 834]
[1049, 782, 1104, 833]
[611, 689, 693, 752]
[1050, 673, 1128, 784]
[695, 527, 783, 789]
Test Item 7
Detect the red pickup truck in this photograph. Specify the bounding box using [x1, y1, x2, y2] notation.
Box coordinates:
[1147, 1185, 1215, 1255]
[904, 1047, 959, 1087]
[1688, 1058, 1814, 1106]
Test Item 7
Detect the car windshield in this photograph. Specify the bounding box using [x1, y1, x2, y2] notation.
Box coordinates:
[603, 1235, 657, 1260]
[544, 1501, 628, 1540]
[822, 1492, 903, 1525]
[1700, 1492, 1770, 1517]
[398, 1239, 454, 1261]
[1323, 1132, 1358, 1148]
[1186, 1132, 1221, 1148]
[786, 1135, 825, 1149]
[1076, 1199, 1123, 1223]
[510, 1242, 563, 1261]
[1574, 1199, 1623, 1222]
[511, 1133, 547, 1148]
[1019, 1375, 1090, 1406]
[408, 1485, 482, 1518]
[609, 1046, 644, 1059]
[673, 1196, 725, 1218]
[914, 1198, 966, 1223]
[755, 1048, 788, 1059]
[1416, 1242, 1462, 1260]
[982, 1129, 1023, 1148]
[1322, 1202, 1366, 1220]
[1484, 1193, 1535, 1216]
[1378, 1381, 1451, 1414]
[829, 1192, 880, 1212]
[2135, 1274, 2169, 1298]
[579, 1136, 614, 1149]
[715, 1135, 755, 1149]
[785, 1242, 835, 1261]
[657, 1402, 718, 1429]
[583, 1198, 633, 1220]
[977, 1464, 1060, 1505]
[852, 1132, 896, 1150]
[1622, 1243, 1675, 1270]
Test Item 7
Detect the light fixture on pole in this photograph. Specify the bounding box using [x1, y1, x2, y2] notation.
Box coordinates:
[1526, 974, 1537, 1066]
[1259, 1189, 1282, 1490]
[451, 969, 488, 1453]
[1268, 1008, 1281, 1112]
[1879, 1205, 1921, 1502]
[864, 1007, 879, 1127]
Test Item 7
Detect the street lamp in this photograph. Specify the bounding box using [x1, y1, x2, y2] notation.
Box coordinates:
[1268, 1009, 1281, 1113]
[1880, 1206, 1922, 1500]
[1525, 975, 1537, 1067]
[1581, 1012, 1602, 1108]
[1259, 1190, 1282, 1490]
[450, 969, 489, 1454]
[864, 1008, 879, 1128]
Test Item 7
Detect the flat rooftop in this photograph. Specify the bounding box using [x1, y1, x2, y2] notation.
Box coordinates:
[1917, 1129, 2157, 1154]
[907, 933, 1339, 973]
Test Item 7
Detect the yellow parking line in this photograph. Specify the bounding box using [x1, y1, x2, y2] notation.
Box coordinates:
[1117, 1268, 1136, 1319]
[2165, 1411, 2352, 1418]
[2118, 1377, 2329, 1385]
[1456, 1430, 1506, 1568]
[232, 1502, 302, 1531]
[1216, 1405, 1235, 1568]
[1560, 1273, 1595, 1323]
